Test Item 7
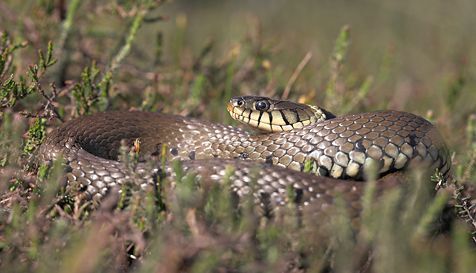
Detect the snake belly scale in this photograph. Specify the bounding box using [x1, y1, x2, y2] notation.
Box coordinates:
[38, 96, 451, 208]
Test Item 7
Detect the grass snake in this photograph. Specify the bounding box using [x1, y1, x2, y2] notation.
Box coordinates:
[38, 96, 451, 212]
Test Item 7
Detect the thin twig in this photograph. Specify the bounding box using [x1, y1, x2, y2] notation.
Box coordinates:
[53, 0, 81, 86]
[282, 51, 312, 100]
[97, 1, 154, 102]
[462, 149, 476, 182]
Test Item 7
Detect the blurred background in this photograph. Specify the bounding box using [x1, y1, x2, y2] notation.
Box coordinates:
[165, 0, 475, 77]
[161, 0, 476, 108]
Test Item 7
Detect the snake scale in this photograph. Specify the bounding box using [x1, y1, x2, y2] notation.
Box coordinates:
[38, 96, 451, 212]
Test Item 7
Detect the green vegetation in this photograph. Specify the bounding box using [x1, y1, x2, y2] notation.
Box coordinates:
[0, 0, 475, 272]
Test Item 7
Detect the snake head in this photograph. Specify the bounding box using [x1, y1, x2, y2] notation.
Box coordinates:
[227, 96, 333, 132]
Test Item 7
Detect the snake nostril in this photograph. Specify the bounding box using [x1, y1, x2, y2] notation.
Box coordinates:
[235, 99, 244, 107]
[229, 98, 245, 109]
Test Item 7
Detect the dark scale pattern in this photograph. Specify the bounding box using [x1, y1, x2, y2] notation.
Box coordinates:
[39, 110, 451, 207]
[177, 159, 404, 212]
[232, 110, 452, 180]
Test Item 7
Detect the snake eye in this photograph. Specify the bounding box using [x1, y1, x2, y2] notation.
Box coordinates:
[237, 99, 244, 107]
[255, 100, 270, 111]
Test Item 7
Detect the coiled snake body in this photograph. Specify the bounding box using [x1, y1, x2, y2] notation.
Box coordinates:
[39, 96, 451, 211]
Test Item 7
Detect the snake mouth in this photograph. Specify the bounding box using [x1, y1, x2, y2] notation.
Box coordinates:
[230, 111, 287, 132]
[230, 112, 261, 124]
[228, 106, 299, 132]
[226, 102, 234, 113]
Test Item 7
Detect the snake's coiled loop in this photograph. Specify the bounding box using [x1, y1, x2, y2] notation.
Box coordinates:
[38, 96, 451, 209]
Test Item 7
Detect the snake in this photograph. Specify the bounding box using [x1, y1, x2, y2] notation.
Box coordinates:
[38, 96, 451, 212]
